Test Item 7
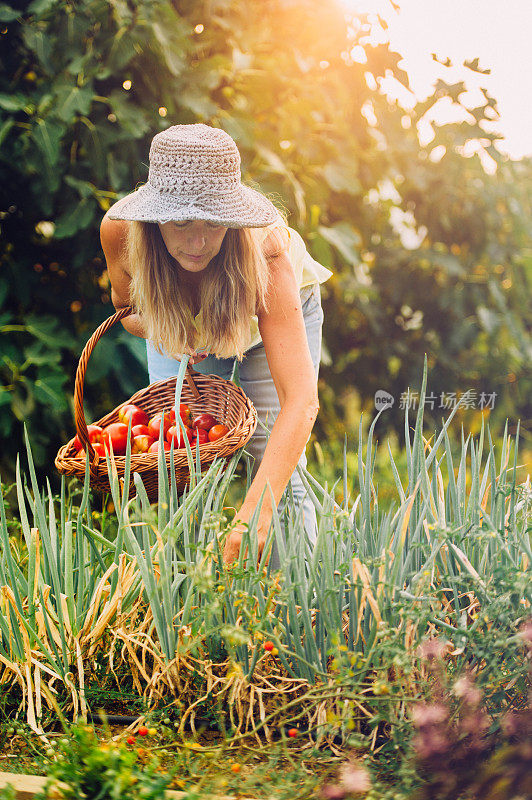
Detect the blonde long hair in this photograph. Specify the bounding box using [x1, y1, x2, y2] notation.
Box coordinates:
[127, 222, 275, 361]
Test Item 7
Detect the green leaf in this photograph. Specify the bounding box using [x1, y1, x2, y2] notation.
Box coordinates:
[27, 0, 57, 14]
[222, 116, 254, 149]
[32, 117, 63, 168]
[66, 52, 91, 76]
[85, 338, 118, 384]
[33, 369, 68, 408]
[107, 27, 140, 70]
[23, 340, 61, 366]
[25, 315, 72, 349]
[115, 329, 149, 367]
[64, 175, 94, 198]
[0, 93, 28, 112]
[22, 26, 52, 71]
[0, 400, 13, 436]
[54, 198, 95, 239]
[0, 391, 11, 409]
[256, 145, 292, 178]
[464, 57, 491, 75]
[477, 306, 501, 336]
[107, 91, 150, 136]
[308, 235, 334, 271]
[151, 13, 189, 76]
[0, 3, 19, 21]
[432, 252, 466, 277]
[191, 55, 227, 91]
[318, 223, 361, 266]
[322, 161, 362, 195]
[179, 88, 218, 118]
[0, 119, 14, 147]
[0, 278, 8, 309]
[12, 386, 35, 420]
[54, 85, 93, 122]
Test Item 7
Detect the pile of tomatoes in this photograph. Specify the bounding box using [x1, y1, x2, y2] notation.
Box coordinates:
[73, 402, 229, 457]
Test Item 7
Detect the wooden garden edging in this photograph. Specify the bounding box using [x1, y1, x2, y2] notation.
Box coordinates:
[0, 772, 256, 800]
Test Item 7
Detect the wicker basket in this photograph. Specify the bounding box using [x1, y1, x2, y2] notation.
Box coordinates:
[55, 306, 257, 502]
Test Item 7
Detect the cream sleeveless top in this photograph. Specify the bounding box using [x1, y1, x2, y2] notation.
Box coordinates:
[189, 217, 332, 354]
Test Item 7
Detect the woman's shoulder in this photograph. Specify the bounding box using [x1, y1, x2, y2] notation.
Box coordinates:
[261, 220, 333, 287]
[100, 205, 130, 254]
[260, 217, 291, 260]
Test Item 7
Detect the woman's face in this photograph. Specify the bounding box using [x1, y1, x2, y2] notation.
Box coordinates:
[158, 220, 228, 275]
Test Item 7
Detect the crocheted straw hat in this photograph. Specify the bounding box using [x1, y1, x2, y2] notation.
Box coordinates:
[107, 123, 279, 228]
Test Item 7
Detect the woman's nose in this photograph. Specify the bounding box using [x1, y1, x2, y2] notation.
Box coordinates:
[190, 224, 208, 240]
[188, 232, 206, 250]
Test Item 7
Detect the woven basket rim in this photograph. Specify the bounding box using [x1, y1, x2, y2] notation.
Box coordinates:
[56, 372, 256, 472]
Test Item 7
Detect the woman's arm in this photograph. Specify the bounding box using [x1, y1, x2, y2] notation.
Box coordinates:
[223, 242, 319, 564]
[100, 215, 147, 338]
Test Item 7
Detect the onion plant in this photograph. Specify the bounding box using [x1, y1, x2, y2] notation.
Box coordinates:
[0, 356, 528, 736]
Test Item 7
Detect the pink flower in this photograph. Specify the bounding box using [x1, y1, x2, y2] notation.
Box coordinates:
[453, 676, 482, 707]
[411, 703, 449, 728]
[320, 784, 346, 800]
[461, 709, 489, 737]
[519, 617, 532, 648]
[338, 761, 371, 794]
[419, 637, 447, 661]
[412, 729, 449, 759]
[502, 711, 520, 738]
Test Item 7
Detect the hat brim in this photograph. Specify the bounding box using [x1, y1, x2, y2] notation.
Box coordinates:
[106, 183, 279, 228]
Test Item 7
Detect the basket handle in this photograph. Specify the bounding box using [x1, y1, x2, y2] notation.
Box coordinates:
[73, 306, 201, 462]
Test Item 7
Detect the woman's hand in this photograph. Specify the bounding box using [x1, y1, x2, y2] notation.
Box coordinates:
[174, 348, 210, 364]
[223, 518, 271, 566]
[185, 351, 210, 365]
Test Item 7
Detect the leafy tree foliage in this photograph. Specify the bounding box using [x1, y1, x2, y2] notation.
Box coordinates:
[0, 0, 530, 481]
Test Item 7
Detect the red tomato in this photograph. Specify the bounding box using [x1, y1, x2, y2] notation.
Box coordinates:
[73, 424, 103, 451]
[147, 413, 171, 440]
[192, 413, 218, 431]
[131, 424, 150, 438]
[137, 726, 149, 737]
[91, 442, 107, 457]
[101, 423, 132, 455]
[208, 424, 229, 442]
[167, 425, 194, 447]
[179, 403, 192, 426]
[166, 404, 192, 426]
[132, 434, 156, 454]
[118, 404, 149, 427]
[148, 440, 171, 454]
[194, 429, 210, 445]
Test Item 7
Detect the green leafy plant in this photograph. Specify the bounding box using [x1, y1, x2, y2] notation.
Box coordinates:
[35, 722, 173, 800]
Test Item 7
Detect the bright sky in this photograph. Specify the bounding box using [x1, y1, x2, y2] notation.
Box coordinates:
[341, 0, 532, 160]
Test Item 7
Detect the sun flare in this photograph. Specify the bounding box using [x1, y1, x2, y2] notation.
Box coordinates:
[339, 0, 532, 159]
